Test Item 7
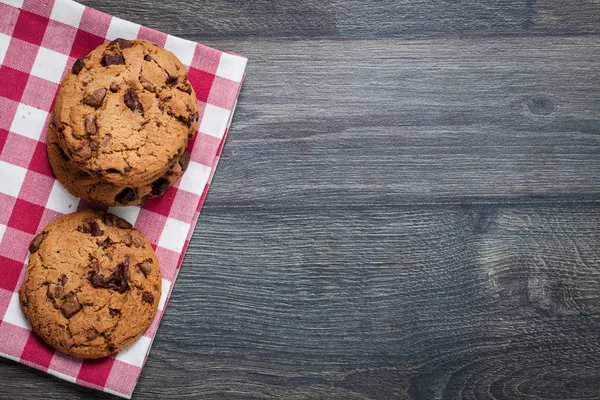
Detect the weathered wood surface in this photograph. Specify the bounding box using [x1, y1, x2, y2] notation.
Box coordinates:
[1, 0, 600, 399]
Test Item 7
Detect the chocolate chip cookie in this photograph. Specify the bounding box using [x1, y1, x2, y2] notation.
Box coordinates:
[47, 121, 190, 206]
[19, 210, 161, 359]
[52, 38, 198, 187]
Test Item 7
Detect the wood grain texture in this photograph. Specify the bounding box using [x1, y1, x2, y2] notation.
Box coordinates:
[2, 0, 600, 399]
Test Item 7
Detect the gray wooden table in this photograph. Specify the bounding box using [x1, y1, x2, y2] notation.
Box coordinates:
[2, 1, 600, 399]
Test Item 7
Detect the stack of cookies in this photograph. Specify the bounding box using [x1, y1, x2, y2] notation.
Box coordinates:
[18, 39, 200, 360]
[47, 38, 199, 206]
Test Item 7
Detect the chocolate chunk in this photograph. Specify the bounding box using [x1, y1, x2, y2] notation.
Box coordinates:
[83, 88, 106, 108]
[61, 275, 68, 285]
[179, 151, 190, 171]
[142, 293, 154, 304]
[102, 53, 125, 66]
[109, 308, 119, 316]
[110, 82, 120, 92]
[151, 177, 169, 196]
[86, 329, 98, 340]
[53, 284, 64, 299]
[103, 213, 133, 229]
[139, 76, 155, 92]
[122, 234, 133, 246]
[124, 89, 143, 112]
[46, 285, 54, 299]
[85, 114, 97, 136]
[96, 237, 112, 248]
[109, 38, 132, 49]
[90, 221, 104, 236]
[77, 224, 91, 233]
[88, 257, 129, 293]
[166, 74, 178, 86]
[144, 55, 153, 62]
[72, 57, 86, 74]
[61, 293, 82, 318]
[187, 113, 195, 127]
[29, 232, 47, 253]
[115, 188, 136, 204]
[72, 139, 92, 161]
[132, 237, 142, 248]
[138, 261, 151, 276]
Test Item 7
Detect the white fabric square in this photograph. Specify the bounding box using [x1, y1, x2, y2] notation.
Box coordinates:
[164, 35, 196, 66]
[9, 103, 49, 141]
[46, 180, 80, 214]
[105, 16, 140, 41]
[115, 335, 152, 367]
[0, 224, 6, 245]
[4, 293, 30, 329]
[177, 161, 211, 196]
[0, 33, 10, 65]
[50, 0, 85, 28]
[106, 206, 141, 226]
[0, 161, 27, 197]
[215, 52, 247, 83]
[3, 0, 24, 8]
[198, 104, 230, 139]
[30, 47, 69, 83]
[158, 279, 171, 311]
[158, 217, 190, 253]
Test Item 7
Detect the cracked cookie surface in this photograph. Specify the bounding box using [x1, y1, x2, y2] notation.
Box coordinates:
[47, 122, 190, 206]
[19, 210, 161, 359]
[52, 38, 198, 187]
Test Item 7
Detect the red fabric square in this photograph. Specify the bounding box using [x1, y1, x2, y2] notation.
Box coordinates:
[155, 246, 179, 283]
[77, 357, 115, 388]
[78, 7, 111, 38]
[7, 199, 45, 234]
[0, 323, 30, 360]
[191, 44, 221, 74]
[22, 0, 54, 18]
[21, 75, 59, 112]
[3, 38, 39, 74]
[0, 227, 30, 263]
[70, 29, 106, 58]
[41, 20, 78, 55]
[105, 360, 141, 397]
[0, 98, 19, 131]
[169, 190, 199, 224]
[0, 132, 37, 168]
[0, 129, 8, 154]
[0, 3, 20, 36]
[187, 68, 215, 103]
[0, 288, 12, 321]
[0, 66, 29, 103]
[0, 256, 23, 292]
[0, 194, 16, 226]
[20, 333, 55, 369]
[134, 209, 167, 245]
[142, 187, 177, 217]
[190, 133, 221, 167]
[18, 170, 54, 207]
[28, 141, 53, 177]
[11, 9, 49, 46]
[207, 76, 240, 110]
[137, 26, 167, 47]
[38, 208, 63, 233]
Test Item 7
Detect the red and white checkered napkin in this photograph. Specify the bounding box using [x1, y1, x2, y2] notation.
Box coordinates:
[0, 0, 246, 397]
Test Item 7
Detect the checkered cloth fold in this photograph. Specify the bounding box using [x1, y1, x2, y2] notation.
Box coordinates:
[0, 0, 246, 397]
